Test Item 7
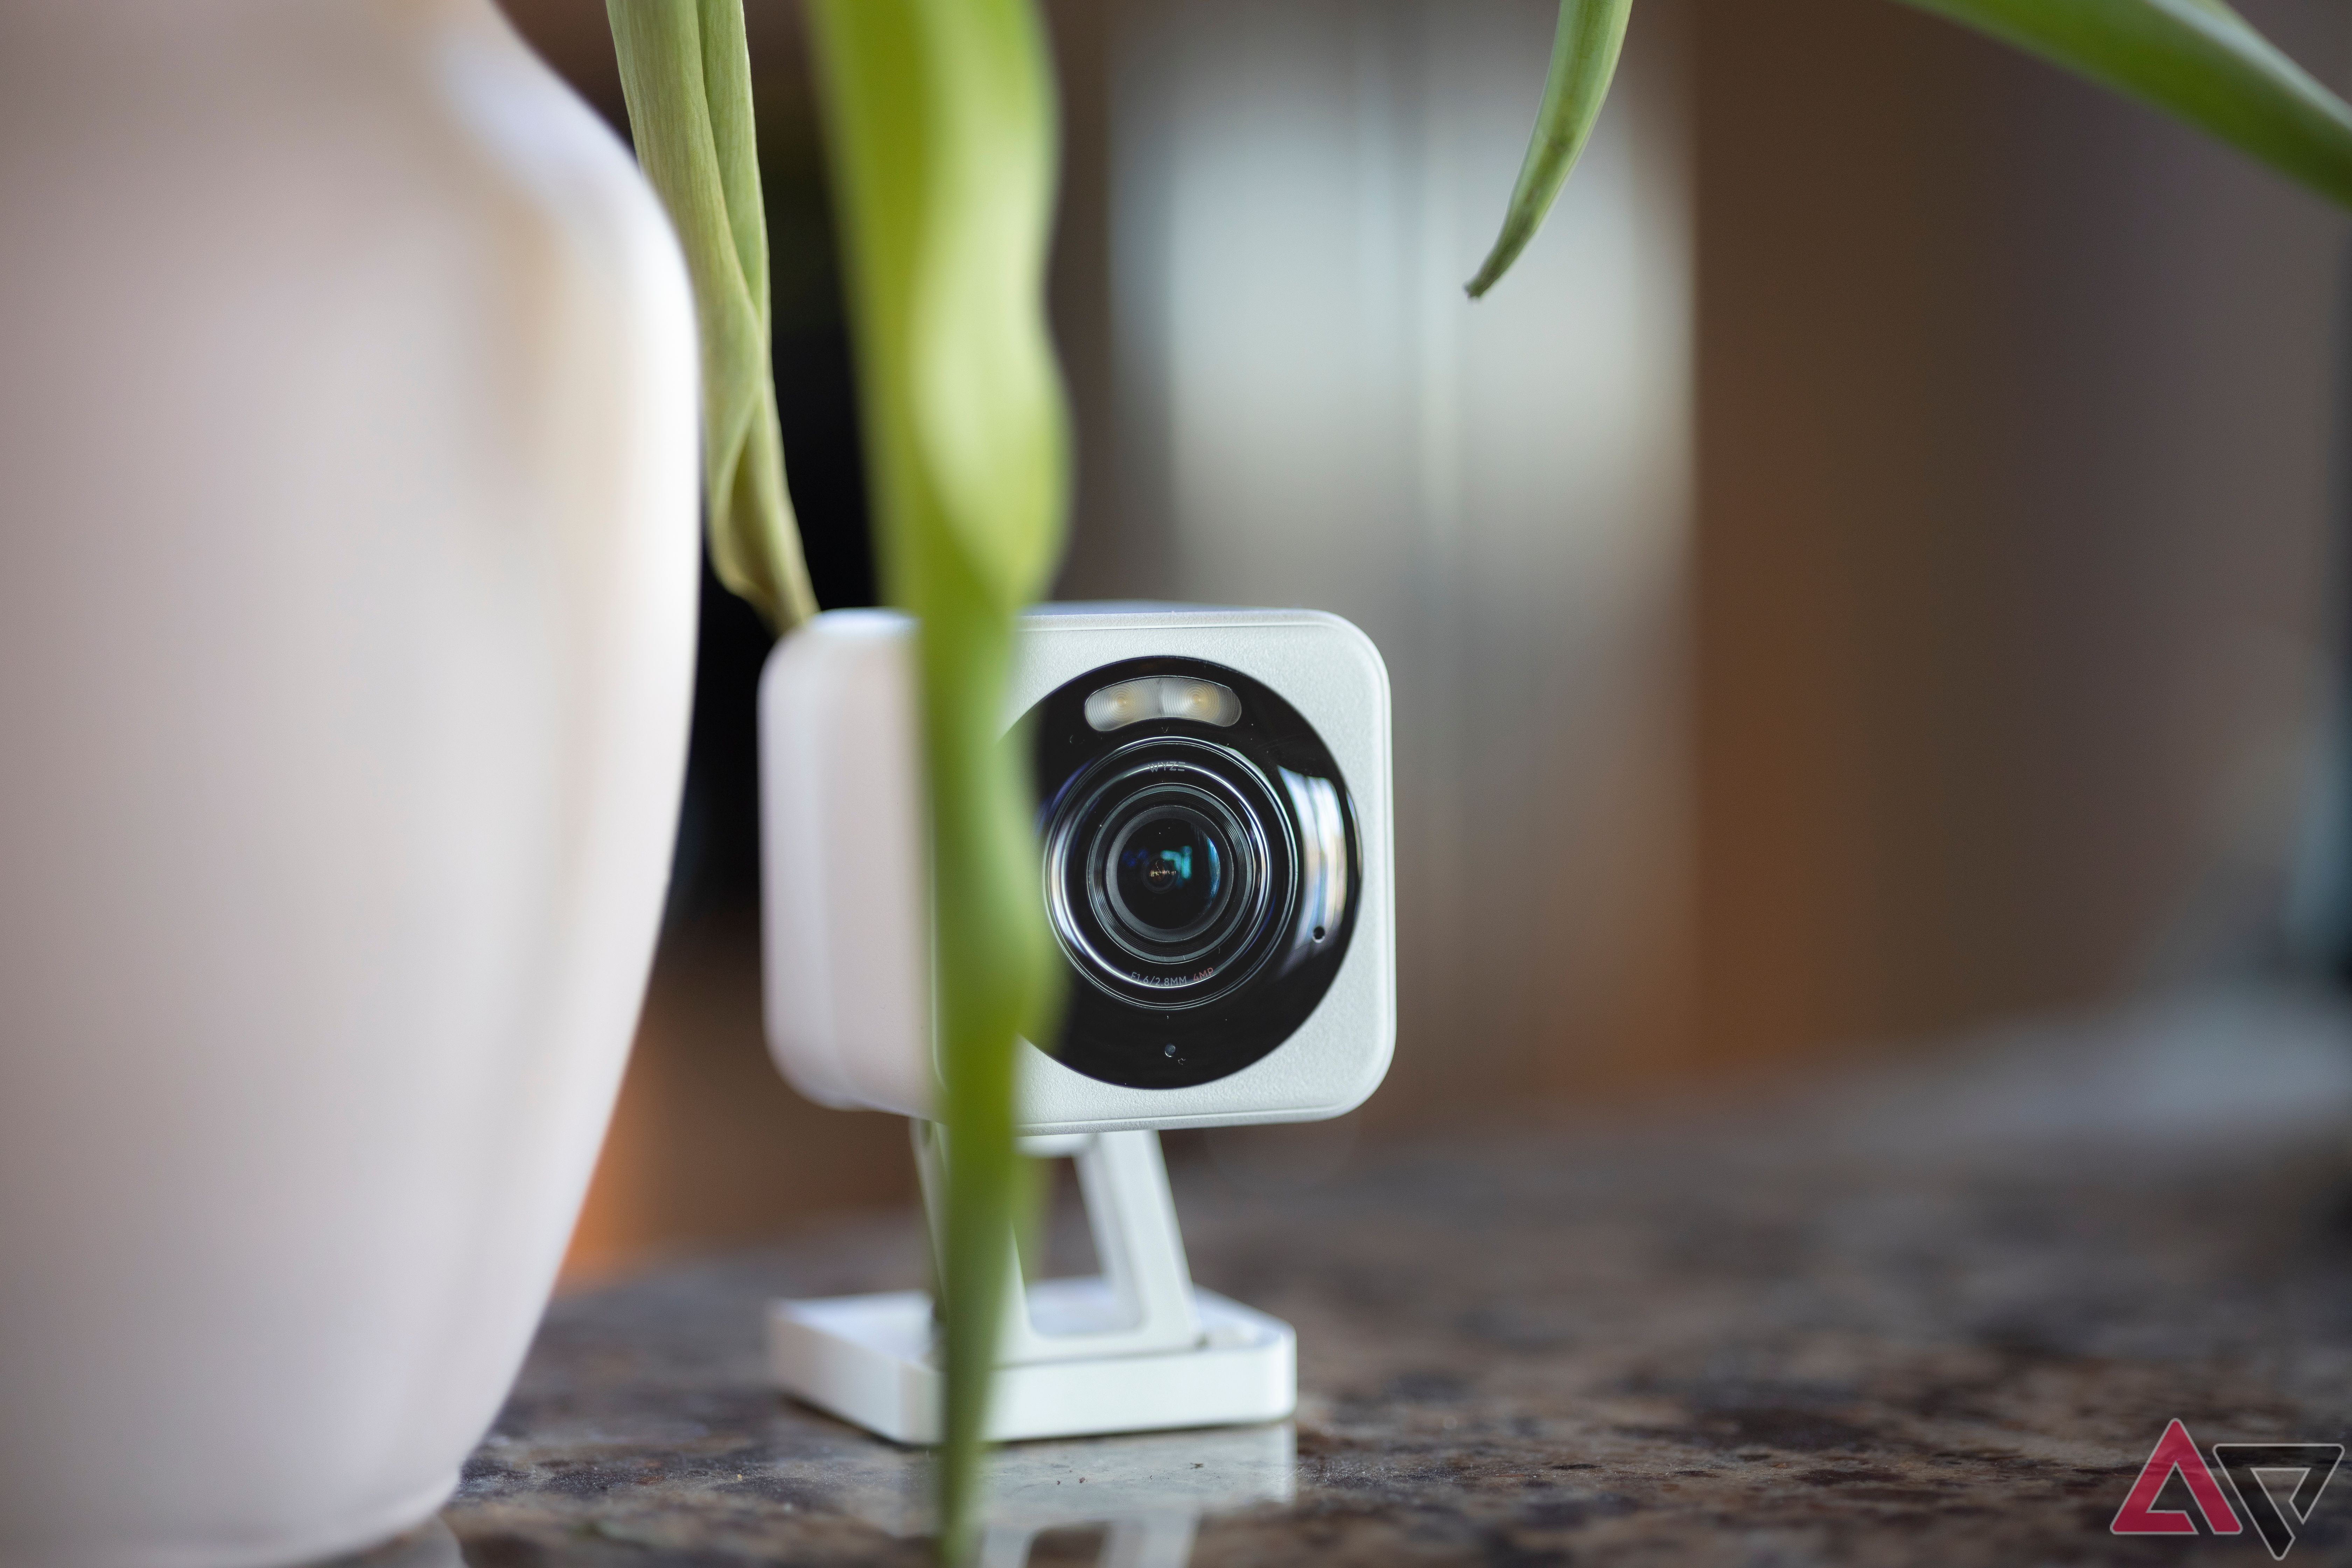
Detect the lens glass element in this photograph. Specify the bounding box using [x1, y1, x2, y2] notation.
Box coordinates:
[1108, 807, 1226, 939]
[1043, 740, 1290, 1009]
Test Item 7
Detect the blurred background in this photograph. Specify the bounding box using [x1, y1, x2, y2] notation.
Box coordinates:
[492, 0, 2352, 1281]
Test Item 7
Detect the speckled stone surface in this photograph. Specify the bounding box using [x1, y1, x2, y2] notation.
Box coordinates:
[433, 989, 2352, 1565]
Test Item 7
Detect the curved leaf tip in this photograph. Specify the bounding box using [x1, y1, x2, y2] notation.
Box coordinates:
[605, 0, 819, 631]
[1466, 0, 1634, 300]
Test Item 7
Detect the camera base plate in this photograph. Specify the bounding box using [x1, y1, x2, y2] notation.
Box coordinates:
[766, 1283, 1296, 1445]
[768, 1125, 1296, 1444]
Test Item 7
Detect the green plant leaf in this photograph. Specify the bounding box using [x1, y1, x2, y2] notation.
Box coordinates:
[1464, 0, 1632, 300]
[606, 0, 817, 630]
[1474, 0, 2352, 304]
[802, 0, 1070, 1560]
[1891, 0, 2352, 210]
[904, 4, 1067, 612]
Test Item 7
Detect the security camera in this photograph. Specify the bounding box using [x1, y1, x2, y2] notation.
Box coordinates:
[758, 603, 1395, 1134]
[756, 603, 1394, 1444]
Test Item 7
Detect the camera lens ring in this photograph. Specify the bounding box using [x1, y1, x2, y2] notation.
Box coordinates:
[1091, 790, 1247, 956]
[1042, 739, 1295, 1011]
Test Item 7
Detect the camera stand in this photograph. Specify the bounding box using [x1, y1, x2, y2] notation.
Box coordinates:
[768, 1126, 1295, 1445]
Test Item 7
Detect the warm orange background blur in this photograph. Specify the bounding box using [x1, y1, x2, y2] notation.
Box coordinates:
[496, 0, 2349, 1282]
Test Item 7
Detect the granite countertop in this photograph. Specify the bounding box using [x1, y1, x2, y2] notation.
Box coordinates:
[398, 987, 2352, 1566]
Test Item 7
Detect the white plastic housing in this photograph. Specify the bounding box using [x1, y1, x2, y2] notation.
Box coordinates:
[759, 604, 1395, 1135]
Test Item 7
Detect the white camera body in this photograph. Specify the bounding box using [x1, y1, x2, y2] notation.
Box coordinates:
[758, 603, 1395, 1138]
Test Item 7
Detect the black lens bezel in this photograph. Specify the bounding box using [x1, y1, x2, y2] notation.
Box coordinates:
[1044, 737, 1292, 1010]
[1028, 656, 1360, 1089]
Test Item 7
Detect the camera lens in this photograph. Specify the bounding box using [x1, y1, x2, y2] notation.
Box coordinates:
[1043, 739, 1293, 1010]
[1105, 805, 1228, 942]
[1025, 654, 1362, 1087]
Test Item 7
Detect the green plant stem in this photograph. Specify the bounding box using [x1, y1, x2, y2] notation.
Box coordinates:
[802, 1, 1069, 1561]
[607, 0, 817, 631]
